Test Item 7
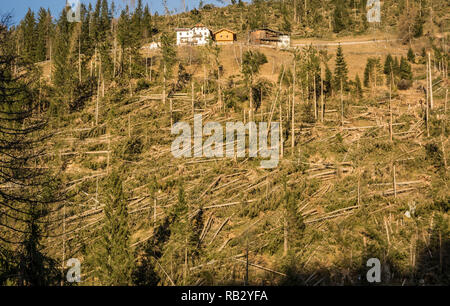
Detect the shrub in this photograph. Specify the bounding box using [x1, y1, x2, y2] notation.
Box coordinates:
[136, 79, 151, 91]
[397, 79, 412, 90]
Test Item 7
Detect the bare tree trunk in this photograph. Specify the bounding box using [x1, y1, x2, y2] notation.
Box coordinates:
[393, 164, 397, 198]
[170, 98, 173, 127]
[153, 198, 157, 230]
[191, 81, 195, 117]
[96, 73, 100, 125]
[78, 37, 81, 83]
[283, 214, 288, 256]
[428, 52, 434, 109]
[292, 61, 296, 154]
[128, 113, 131, 138]
[163, 64, 166, 105]
[389, 73, 393, 142]
[426, 64, 430, 137]
[61, 204, 66, 286]
[245, 232, 249, 286]
[49, 39, 52, 82]
[321, 68, 324, 123]
[313, 73, 317, 120]
[357, 173, 361, 205]
[150, 56, 153, 82]
[113, 34, 117, 77]
[340, 78, 344, 127]
[218, 68, 222, 111]
[249, 78, 253, 122]
[280, 101, 283, 158]
[129, 53, 133, 97]
[445, 89, 448, 113]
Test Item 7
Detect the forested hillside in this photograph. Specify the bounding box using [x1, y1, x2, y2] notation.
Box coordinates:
[0, 0, 448, 286]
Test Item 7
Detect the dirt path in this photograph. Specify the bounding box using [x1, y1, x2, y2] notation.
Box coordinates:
[293, 38, 400, 47]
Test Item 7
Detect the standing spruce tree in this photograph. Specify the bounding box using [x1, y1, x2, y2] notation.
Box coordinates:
[324, 64, 333, 96]
[0, 16, 61, 286]
[399, 56, 413, 80]
[242, 50, 267, 120]
[282, 180, 305, 256]
[142, 4, 153, 41]
[407, 47, 415, 63]
[332, 0, 350, 33]
[35, 8, 51, 62]
[90, 171, 133, 285]
[384, 54, 394, 86]
[354, 74, 363, 98]
[53, 8, 75, 95]
[21, 9, 37, 62]
[334, 44, 348, 91]
[397, 56, 413, 90]
[162, 183, 204, 284]
[363, 57, 383, 88]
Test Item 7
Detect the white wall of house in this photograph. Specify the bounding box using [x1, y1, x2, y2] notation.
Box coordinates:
[176, 27, 211, 46]
[277, 35, 291, 49]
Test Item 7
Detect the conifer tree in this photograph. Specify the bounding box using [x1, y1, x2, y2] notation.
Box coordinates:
[407, 47, 415, 63]
[21, 9, 37, 62]
[242, 50, 267, 118]
[384, 54, 394, 86]
[0, 17, 61, 285]
[399, 56, 413, 81]
[160, 31, 177, 79]
[355, 74, 363, 98]
[324, 65, 333, 96]
[53, 8, 74, 90]
[332, 0, 350, 33]
[91, 171, 133, 285]
[334, 44, 348, 90]
[36, 8, 50, 62]
[282, 180, 305, 255]
[142, 4, 152, 40]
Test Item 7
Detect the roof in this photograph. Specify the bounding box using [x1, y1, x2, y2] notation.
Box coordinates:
[175, 28, 191, 32]
[193, 23, 207, 28]
[213, 28, 236, 35]
[250, 28, 287, 35]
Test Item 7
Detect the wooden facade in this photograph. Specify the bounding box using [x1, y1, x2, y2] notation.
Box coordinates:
[213, 28, 236, 44]
[249, 28, 290, 48]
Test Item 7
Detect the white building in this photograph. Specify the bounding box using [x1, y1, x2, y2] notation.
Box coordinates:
[277, 35, 291, 49]
[149, 42, 160, 50]
[175, 24, 212, 46]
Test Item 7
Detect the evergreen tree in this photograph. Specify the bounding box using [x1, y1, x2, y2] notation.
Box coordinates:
[242, 50, 268, 114]
[91, 171, 133, 285]
[282, 180, 305, 255]
[21, 9, 37, 62]
[413, 10, 425, 38]
[333, 44, 348, 90]
[393, 56, 400, 76]
[35, 8, 49, 62]
[324, 64, 333, 96]
[384, 54, 394, 75]
[160, 31, 177, 79]
[384, 54, 394, 86]
[399, 56, 413, 80]
[332, 0, 350, 33]
[142, 4, 152, 40]
[0, 17, 61, 285]
[354, 74, 363, 98]
[53, 8, 73, 89]
[363, 60, 370, 88]
[407, 47, 415, 63]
